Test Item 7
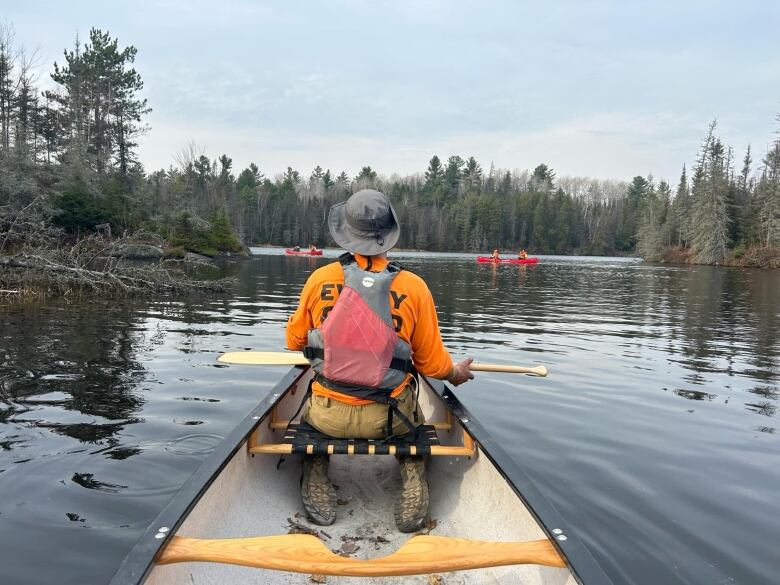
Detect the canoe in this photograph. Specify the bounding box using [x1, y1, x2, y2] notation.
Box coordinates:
[109, 366, 612, 585]
[477, 256, 539, 264]
[285, 249, 323, 256]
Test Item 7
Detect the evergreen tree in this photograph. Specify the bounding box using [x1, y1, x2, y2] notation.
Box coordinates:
[353, 165, 377, 190]
[637, 182, 666, 260]
[530, 164, 555, 192]
[671, 165, 691, 246]
[463, 157, 482, 192]
[756, 140, 780, 247]
[443, 155, 464, 202]
[617, 176, 649, 251]
[48, 28, 149, 175]
[322, 169, 334, 192]
[690, 123, 731, 263]
[423, 155, 444, 207]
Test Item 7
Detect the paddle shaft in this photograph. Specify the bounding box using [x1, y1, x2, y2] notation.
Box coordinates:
[218, 352, 547, 377]
[470, 363, 547, 376]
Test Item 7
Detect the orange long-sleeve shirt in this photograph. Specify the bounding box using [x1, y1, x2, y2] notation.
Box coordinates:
[286, 254, 453, 404]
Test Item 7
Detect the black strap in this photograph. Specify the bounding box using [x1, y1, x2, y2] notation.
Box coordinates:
[303, 347, 414, 374]
[313, 373, 394, 400]
[338, 252, 354, 266]
[308, 373, 418, 439]
[277, 380, 313, 469]
[386, 397, 417, 438]
[338, 252, 402, 275]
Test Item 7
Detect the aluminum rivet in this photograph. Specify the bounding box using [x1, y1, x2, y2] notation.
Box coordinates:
[552, 528, 563, 535]
[252, 416, 261, 420]
[272, 393, 279, 398]
[158, 526, 169, 533]
[556, 535, 568, 541]
[460, 417, 469, 423]
[154, 532, 165, 539]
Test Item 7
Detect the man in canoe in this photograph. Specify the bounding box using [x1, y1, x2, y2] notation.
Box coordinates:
[309, 244, 317, 252]
[286, 188, 474, 532]
[491, 248, 500, 260]
[518, 248, 528, 260]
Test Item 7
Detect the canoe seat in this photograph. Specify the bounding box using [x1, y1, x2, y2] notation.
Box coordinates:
[249, 422, 476, 457]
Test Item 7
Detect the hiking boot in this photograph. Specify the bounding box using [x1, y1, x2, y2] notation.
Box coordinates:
[301, 455, 336, 526]
[394, 455, 429, 533]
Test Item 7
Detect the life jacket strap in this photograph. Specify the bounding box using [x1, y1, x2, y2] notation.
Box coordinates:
[337, 251, 403, 274]
[338, 252, 354, 266]
[312, 372, 396, 399]
[311, 373, 419, 438]
[303, 347, 414, 374]
[384, 396, 418, 439]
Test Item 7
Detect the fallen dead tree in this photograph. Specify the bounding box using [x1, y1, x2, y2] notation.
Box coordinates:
[1, 201, 230, 299]
[0, 253, 227, 296]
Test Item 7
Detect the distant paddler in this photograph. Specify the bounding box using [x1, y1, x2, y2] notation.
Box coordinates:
[491, 248, 501, 261]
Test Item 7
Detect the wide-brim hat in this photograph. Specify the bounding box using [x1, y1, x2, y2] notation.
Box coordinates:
[328, 189, 401, 256]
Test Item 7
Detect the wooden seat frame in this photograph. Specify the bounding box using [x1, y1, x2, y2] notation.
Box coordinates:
[248, 406, 476, 457]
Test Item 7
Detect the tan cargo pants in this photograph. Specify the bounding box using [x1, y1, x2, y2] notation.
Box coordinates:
[302, 385, 424, 439]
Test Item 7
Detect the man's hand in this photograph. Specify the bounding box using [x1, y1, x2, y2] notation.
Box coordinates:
[447, 357, 474, 386]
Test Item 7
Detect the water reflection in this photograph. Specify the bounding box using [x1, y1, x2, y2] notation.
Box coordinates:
[0, 251, 778, 585]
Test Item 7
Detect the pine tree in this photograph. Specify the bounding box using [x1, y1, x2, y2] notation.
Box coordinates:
[636, 181, 666, 260]
[443, 155, 464, 202]
[322, 169, 334, 192]
[423, 155, 444, 207]
[463, 157, 482, 193]
[530, 164, 555, 192]
[690, 122, 731, 263]
[49, 28, 149, 175]
[353, 165, 377, 190]
[756, 140, 780, 247]
[671, 164, 691, 246]
[617, 176, 649, 251]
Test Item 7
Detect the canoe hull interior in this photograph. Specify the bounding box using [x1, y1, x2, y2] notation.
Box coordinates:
[140, 370, 575, 585]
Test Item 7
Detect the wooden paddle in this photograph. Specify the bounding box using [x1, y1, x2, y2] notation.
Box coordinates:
[218, 351, 548, 377]
[157, 533, 566, 574]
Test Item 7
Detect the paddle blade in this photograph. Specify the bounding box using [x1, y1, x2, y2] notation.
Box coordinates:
[218, 351, 309, 366]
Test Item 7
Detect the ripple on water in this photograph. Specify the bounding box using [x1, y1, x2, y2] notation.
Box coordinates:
[163, 432, 225, 455]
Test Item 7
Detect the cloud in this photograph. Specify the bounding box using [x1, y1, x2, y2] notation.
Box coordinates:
[139, 111, 710, 182]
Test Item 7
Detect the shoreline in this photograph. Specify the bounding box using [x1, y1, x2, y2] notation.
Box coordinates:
[648, 246, 779, 270]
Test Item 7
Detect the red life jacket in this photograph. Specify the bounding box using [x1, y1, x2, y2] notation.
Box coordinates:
[303, 254, 417, 435]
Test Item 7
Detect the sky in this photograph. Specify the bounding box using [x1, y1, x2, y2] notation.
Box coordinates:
[4, 0, 779, 183]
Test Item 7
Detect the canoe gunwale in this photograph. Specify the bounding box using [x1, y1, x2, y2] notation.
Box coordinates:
[107, 366, 308, 585]
[109, 367, 614, 585]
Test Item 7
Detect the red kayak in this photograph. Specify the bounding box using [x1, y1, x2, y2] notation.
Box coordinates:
[285, 248, 323, 256]
[477, 256, 539, 265]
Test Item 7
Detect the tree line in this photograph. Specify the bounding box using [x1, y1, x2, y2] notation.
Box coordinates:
[1, 24, 777, 264]
[636, 121, 780, 264]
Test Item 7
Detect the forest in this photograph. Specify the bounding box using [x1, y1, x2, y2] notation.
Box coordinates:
[1, 25, 778, 286]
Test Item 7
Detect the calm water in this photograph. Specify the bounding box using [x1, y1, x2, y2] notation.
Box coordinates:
[1, 250, 778, 585]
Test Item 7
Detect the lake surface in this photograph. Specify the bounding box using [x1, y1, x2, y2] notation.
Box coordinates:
[1, 249, 778, 585]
